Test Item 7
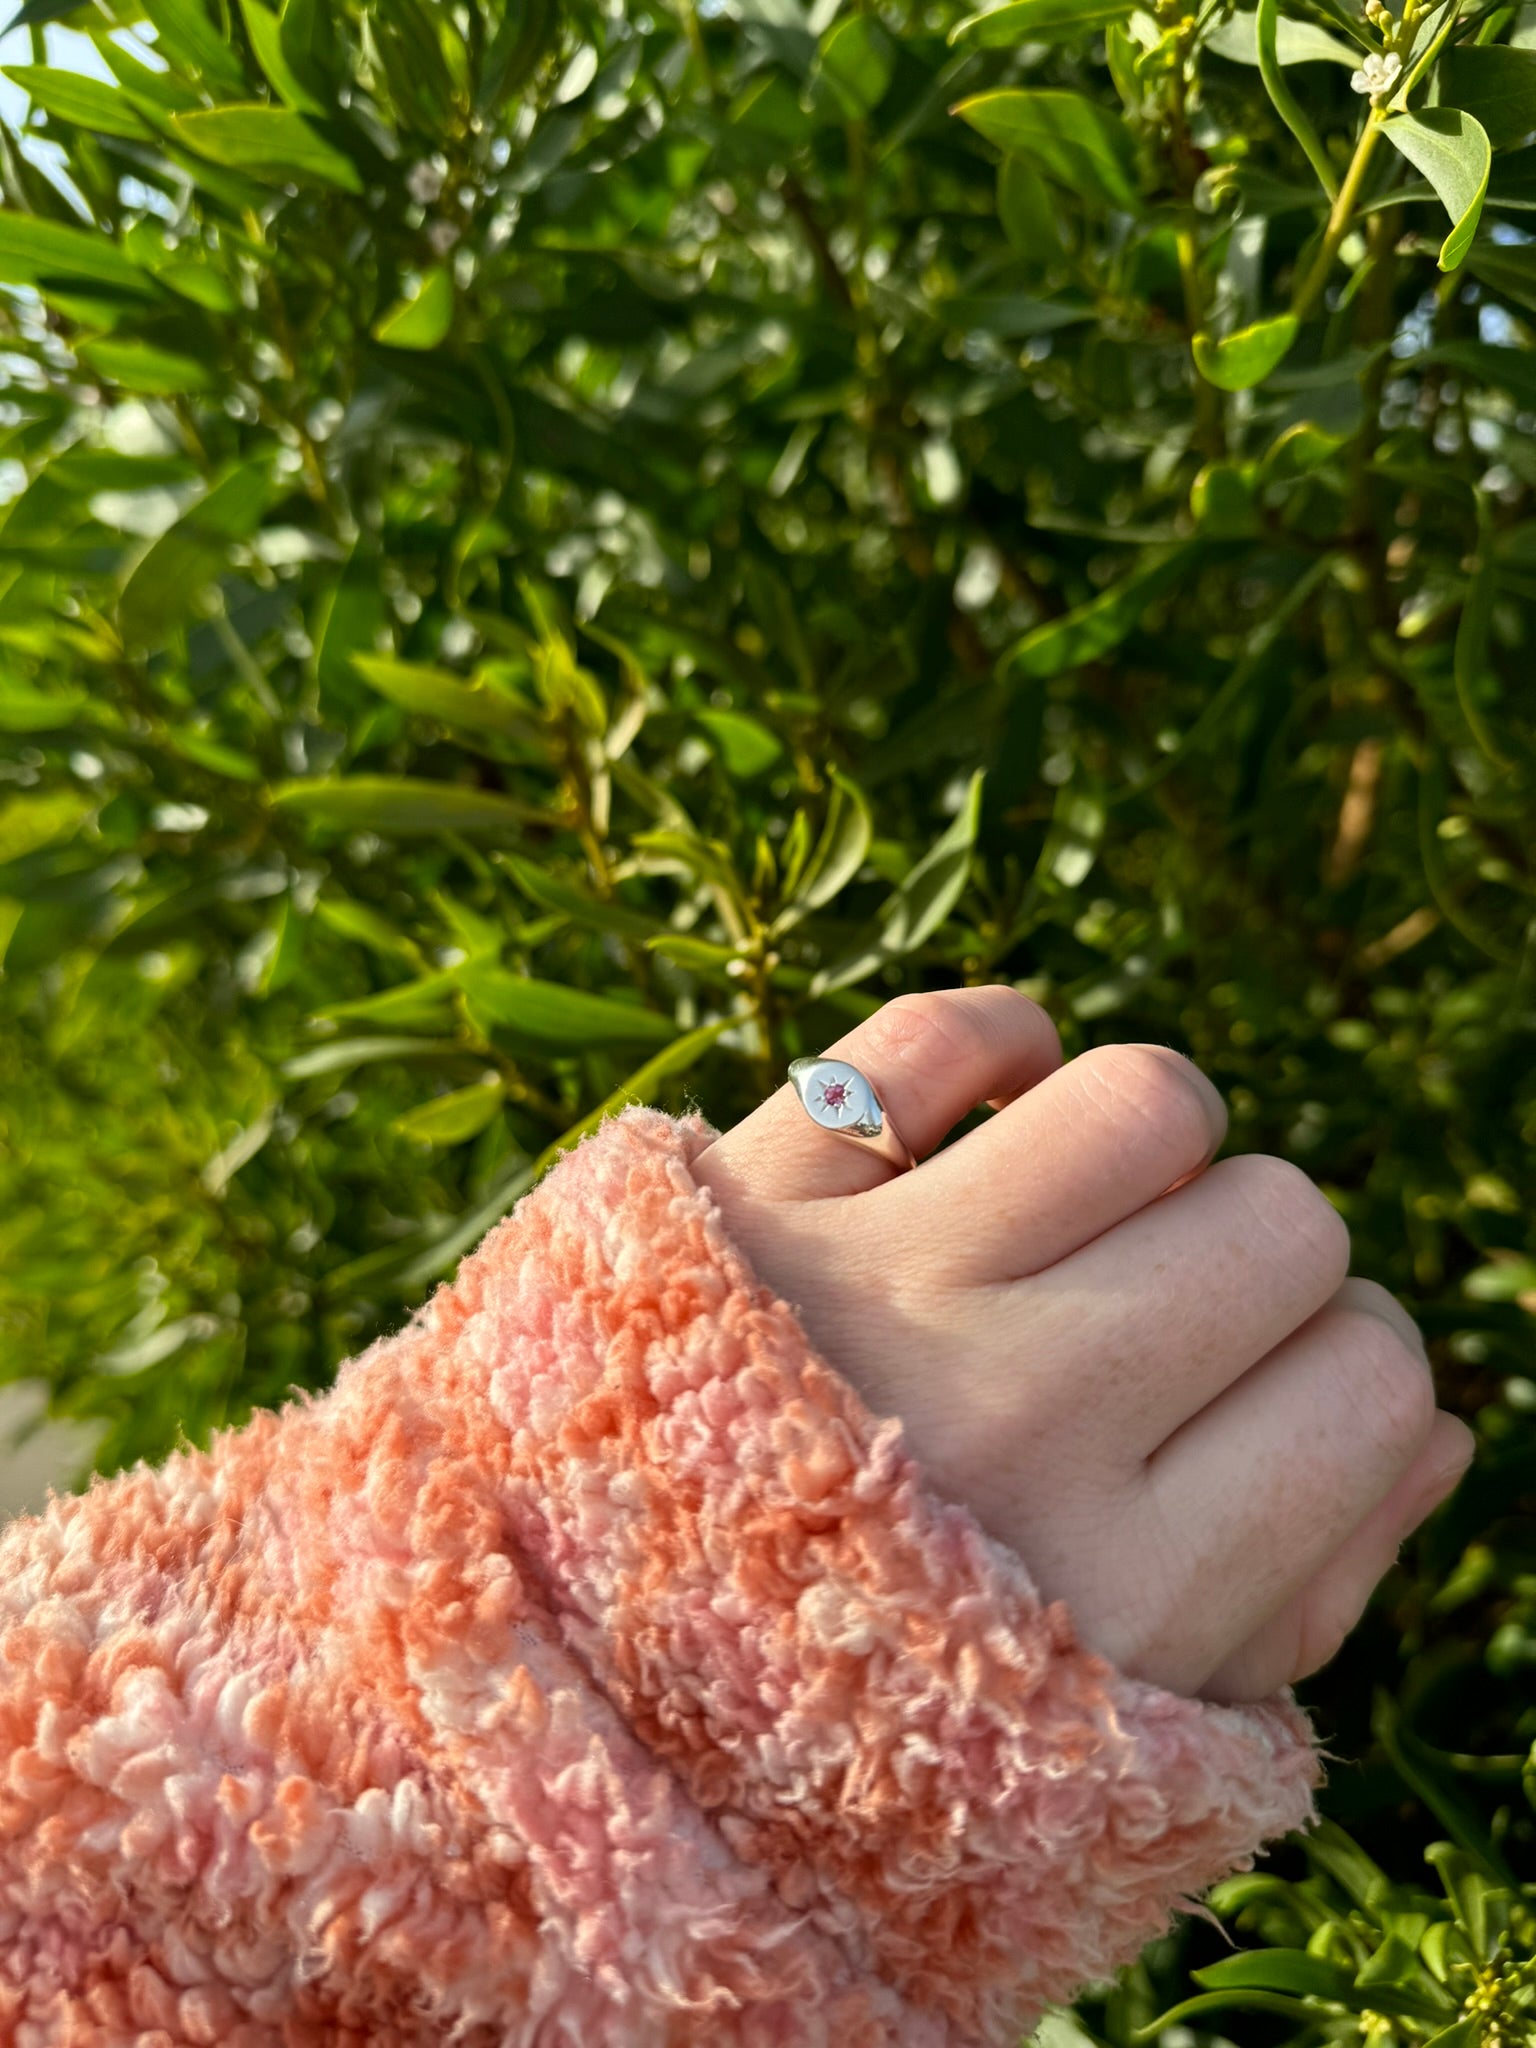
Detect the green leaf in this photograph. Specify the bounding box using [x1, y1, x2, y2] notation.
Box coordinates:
[1253, 0, 1340, 197]
[0, 790, 91, 863]
[0, 680, 91, 731]
[170, 105, 364, 192]
[1381, 108, 1491, 272]
[0, 214, 158, 297]
[1440, 44, 1536, 149]
[953, 89, 1142, 212]
[1465, 238, 1536, 312]
[394, 1075, 505, 1144]
[238, 0, 326, 111]
[1206, 9, 1358, 66]
[998, 155, 1065, 265]
[809, 15, 895, 119]
[351, 654, 539, 739]
[530, 1016, 738, 1177]
[1194, 1951, 1355, 1997]
[1426, 339, 1536, 407]
[1194, 313, 1298, 391]
[271, 777, 543, 836]
[372, 267, 454, 350]
[496, 854, 662, 941]
[77, 339, 215, 396]
[279, 0, 338, 105]
[814, 771, 982, 992]
[478, 0, 552, 111]
[1356, 1934, 1421, 1990]
[119, 463, 275, 642]
[0, 66, 154, 139]
[281, 1035, 464, 1079]
[695, 708, 783, 778]
[776, 766, 873, 927]
[1004, 545, 1201, 678]
[455, 965, 677, 1046]
[141, 0, 249, 87]
[951, 0, 1135, 49]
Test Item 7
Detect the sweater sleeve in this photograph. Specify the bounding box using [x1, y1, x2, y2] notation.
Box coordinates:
[0, 1106, 1322, 2048]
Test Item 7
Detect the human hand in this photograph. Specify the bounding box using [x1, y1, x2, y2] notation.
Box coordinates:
[693, 988, 1474, 1704]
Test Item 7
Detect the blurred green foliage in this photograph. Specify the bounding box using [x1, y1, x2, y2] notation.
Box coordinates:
[0, 0, 1534, 2028]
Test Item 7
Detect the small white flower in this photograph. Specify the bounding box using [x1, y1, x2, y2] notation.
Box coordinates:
[406, 158, 446, 207]
[1350, 49, 1402, 96]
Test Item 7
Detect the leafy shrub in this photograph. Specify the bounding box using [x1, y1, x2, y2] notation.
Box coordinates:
[1, 0, 1533, 2030]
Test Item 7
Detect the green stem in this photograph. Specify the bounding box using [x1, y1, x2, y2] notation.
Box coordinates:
[1292, 111, 1385, 321]
[1258, 0, 1340, 200]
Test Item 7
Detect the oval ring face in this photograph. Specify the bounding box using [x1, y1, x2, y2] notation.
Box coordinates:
[789, 1057, 882, 1137]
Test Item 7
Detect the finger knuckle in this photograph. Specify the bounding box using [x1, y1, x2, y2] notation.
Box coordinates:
[1332, 1310, 1437, 1463]
[1078, 1042, 1214, 1162]
[1232, 1153, 1352, 1283]
[867, 987, 1021, 1076]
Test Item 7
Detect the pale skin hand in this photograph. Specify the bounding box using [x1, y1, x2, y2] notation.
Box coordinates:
[693, 987, 1475, 1705]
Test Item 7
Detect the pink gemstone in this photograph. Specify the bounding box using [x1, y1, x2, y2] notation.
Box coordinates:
[820, 1080, 849, 1110]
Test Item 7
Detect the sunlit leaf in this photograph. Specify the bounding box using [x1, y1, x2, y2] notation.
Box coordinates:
[170, 105, 364, 192]
[456, 965, 677, 1045]
[954, 89, 1142, 211]
[951, 0, 1135, 46]
[1382, 109, 1491, 272]
[271, 777, 544, 835]
[394, 1074, 505, 1143]
[373, 267, 455, 350]
[814, 771, 982, 991]
[1194, 313, 1298, 390]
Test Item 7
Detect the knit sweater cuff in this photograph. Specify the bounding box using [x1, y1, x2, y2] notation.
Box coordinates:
[436, 1105, 1323, 2040]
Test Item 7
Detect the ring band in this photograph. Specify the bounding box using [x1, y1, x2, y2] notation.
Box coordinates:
[787, 1056, 917, 1174]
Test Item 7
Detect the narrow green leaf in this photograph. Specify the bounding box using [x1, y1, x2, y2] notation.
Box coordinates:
[530, 1016, 739, 1177]
[1004, 545, 1201, 679]
[998, 155, 1065, 264]
[119, 464, 275, 642]
[814, 771, 982, 992]
[1206, 9, 1358, 66]
[394, 1075, 505, 1144]
[695, 708, 783, 778]
[141, 0, 249, 88]
[1440, 44, 1536, 149]
[271, 776, 543, 836]
[238, 0, 325, 111]
[1465, 238, 1536, 312]
[282, 1035, 465, 1078]
[775, 766, 873, 928]
[456, 965, 677, 1046]
[1194, 312, 1299, 390]
[1426, 339, 1536, 406]
[0, 214, 159, 296]
[810, 15, 895, 119]
[1254, 0, 1340, 198]
[1194, 1951, 1354, 1998]
[496, 854, 662, 941]
[0, 790, 92, 863]
[372, 267, 454, 350]
[1, 65, 154, 139]
[953, 89, 1142, 212]
[77, 339, 215, 395]
[0, 681, 91, 731]
[170, 105, 364, 192]
[951, 0, 1135, 49]
[1382, 108, 1491, 271]
[1356, 1934, 1421, 1990]
[351, 653, 539, 739]
[1132, 1992, 1324, 2042]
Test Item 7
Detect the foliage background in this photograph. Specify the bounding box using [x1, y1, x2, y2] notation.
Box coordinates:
[1, 0, 1534, 2032]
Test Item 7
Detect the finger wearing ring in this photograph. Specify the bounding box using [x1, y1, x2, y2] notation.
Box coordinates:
[787, 1056, 917, 1175]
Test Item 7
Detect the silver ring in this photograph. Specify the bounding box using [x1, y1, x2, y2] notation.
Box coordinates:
[787, 1056, 916, 1174]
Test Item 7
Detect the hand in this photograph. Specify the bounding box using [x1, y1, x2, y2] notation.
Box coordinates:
[693, 988, 1474, 1704]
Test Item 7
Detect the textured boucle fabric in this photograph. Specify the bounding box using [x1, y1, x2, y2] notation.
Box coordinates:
[0, 1106, 1322, 2045]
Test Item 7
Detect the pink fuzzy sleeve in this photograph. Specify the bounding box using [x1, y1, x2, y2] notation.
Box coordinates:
[0, 1107, 1321, 2046]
